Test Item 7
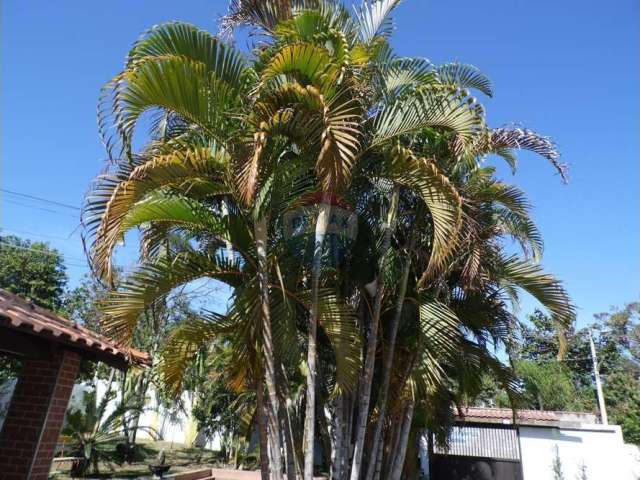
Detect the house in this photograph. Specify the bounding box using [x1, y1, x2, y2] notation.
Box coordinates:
[0, 289, 149, 480]
[422, 407, 637, 480]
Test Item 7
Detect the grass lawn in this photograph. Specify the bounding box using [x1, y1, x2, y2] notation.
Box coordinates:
[50, 440, 236, 479]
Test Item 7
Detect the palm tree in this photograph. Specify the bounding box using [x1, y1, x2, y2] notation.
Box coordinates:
[85, 2, 574, 478]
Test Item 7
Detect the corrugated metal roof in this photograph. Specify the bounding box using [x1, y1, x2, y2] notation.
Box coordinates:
[0, 289, 149, 368]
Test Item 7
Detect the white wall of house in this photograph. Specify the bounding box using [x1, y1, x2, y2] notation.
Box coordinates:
[70, 380, 221, 449]
[519, 424, 636, 480]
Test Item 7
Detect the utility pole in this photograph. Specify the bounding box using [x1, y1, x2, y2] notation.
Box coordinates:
[589, 330, 608, 425]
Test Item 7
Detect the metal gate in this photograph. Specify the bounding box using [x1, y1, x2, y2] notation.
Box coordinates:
[429, 424, 523, 480]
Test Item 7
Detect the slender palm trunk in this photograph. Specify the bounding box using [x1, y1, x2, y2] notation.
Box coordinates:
[389, 399, 415, 480]
[256, 376, 271, 480]
[304, 200, 332, 480]
[365, 249, 411, 479]
[330, 396, 344, 480]
[128, 372, 149, 444]
[317, 401, 332, 471]
[93, 368, 116, 437]
[255, 218, 284, 480]
[332, 392, 354, 480]
[282, 405, 298, 480]
[280, 365, 303, 478]
[349, 186, 399, 480]
[372, 437, 383, 480]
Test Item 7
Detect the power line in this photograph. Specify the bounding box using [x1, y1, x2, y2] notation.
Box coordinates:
[1, 188, 80, 210]
[1, 227, 78, 242]
[4, 198, 79, 219]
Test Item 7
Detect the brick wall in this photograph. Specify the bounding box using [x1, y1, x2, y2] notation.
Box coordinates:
[0, 349, 81, 479]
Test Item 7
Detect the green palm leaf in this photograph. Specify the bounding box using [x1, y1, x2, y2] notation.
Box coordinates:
[371, 88, 484, 154]
[160, 314, 231, 394]
[436, 62, 493, 97]
[127, 22, 246, 81]
[386, 147, 462, 279]
[84, 146, 230, 277]
[413, 300, 463, 393]
[499, 256, 574, 327]
[261, 42, 333, 88]
[100, 250, 245, 343]
[355, 0, 402, 44]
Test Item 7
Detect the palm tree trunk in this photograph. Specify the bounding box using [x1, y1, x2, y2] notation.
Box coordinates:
[332, 392, 354, 480]
[389, 399, 415, 480]
[282, 405, 298, 480]
[255, 217, 284, 480]
[257, 376, 271, 480]
[365, 249, 411, 480]
[304, 200, 332, 480]
[372, 436, 383, 480]
[280, 365, 303, 478]
[330, 396, 345, 480]
[384, 416, 402, 478]
[349, 186, 399, 480]
[317, 400, 332, 472]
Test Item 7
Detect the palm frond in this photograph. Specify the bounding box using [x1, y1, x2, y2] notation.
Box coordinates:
[126, 22, 246, 79]
[497, 209, 544, 261]
[371, 88, 484, 154]
[481, 127, 567, 182]
[261, 42, 333, 88]
[412, 300, 463, 394]
[160, 314, 231, 394]
[84, 146, 230, 281]
[498, 256, 574, 327]
[100, 250, 245, 343]
[354, 0, 402, 44]
[386, 147, 462, 280]
[377, 57, 437, 100]
[436, 63, 493, 97]
[99, 50, 244, 158]
[316, 289, 361, 396]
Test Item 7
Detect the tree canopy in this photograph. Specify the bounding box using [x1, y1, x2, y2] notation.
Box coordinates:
[81, 1, 577, 478]
[0, 235, 67, 310]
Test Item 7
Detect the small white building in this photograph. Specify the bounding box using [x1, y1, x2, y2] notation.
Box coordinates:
[423, 407, 639, 480]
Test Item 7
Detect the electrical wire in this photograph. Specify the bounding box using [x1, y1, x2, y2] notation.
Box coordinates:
[4, 198, 79, 219]
[1, 188, 80, 210]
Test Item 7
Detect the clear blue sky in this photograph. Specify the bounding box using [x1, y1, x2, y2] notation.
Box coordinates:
[2, 0, 638, 327]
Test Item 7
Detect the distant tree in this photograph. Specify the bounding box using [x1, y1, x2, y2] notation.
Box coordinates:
[593, 303, 640, 445]
[0, 235, 68, 382]
[63, 274, 111, 333]
[0, 235, 67, 310]
[514, 360, 587, 411]
[506, 306, 640, 444]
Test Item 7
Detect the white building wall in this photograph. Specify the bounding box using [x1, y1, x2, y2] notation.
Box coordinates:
[69, 380, 221, 449]
[519, 424, 635, 480]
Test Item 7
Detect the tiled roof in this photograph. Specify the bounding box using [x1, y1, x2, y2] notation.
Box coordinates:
[0, 289, 149, 369]
[457, 407, 597, 426]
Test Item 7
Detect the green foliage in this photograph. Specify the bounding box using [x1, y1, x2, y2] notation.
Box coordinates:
[0, 235, 67, 310]
[0, 235, 68, 385]
[62, 382, 148, 475]
[514, 360, 586, 411]
[494, 306, 640, 445]
[82, 2, 578, 477]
